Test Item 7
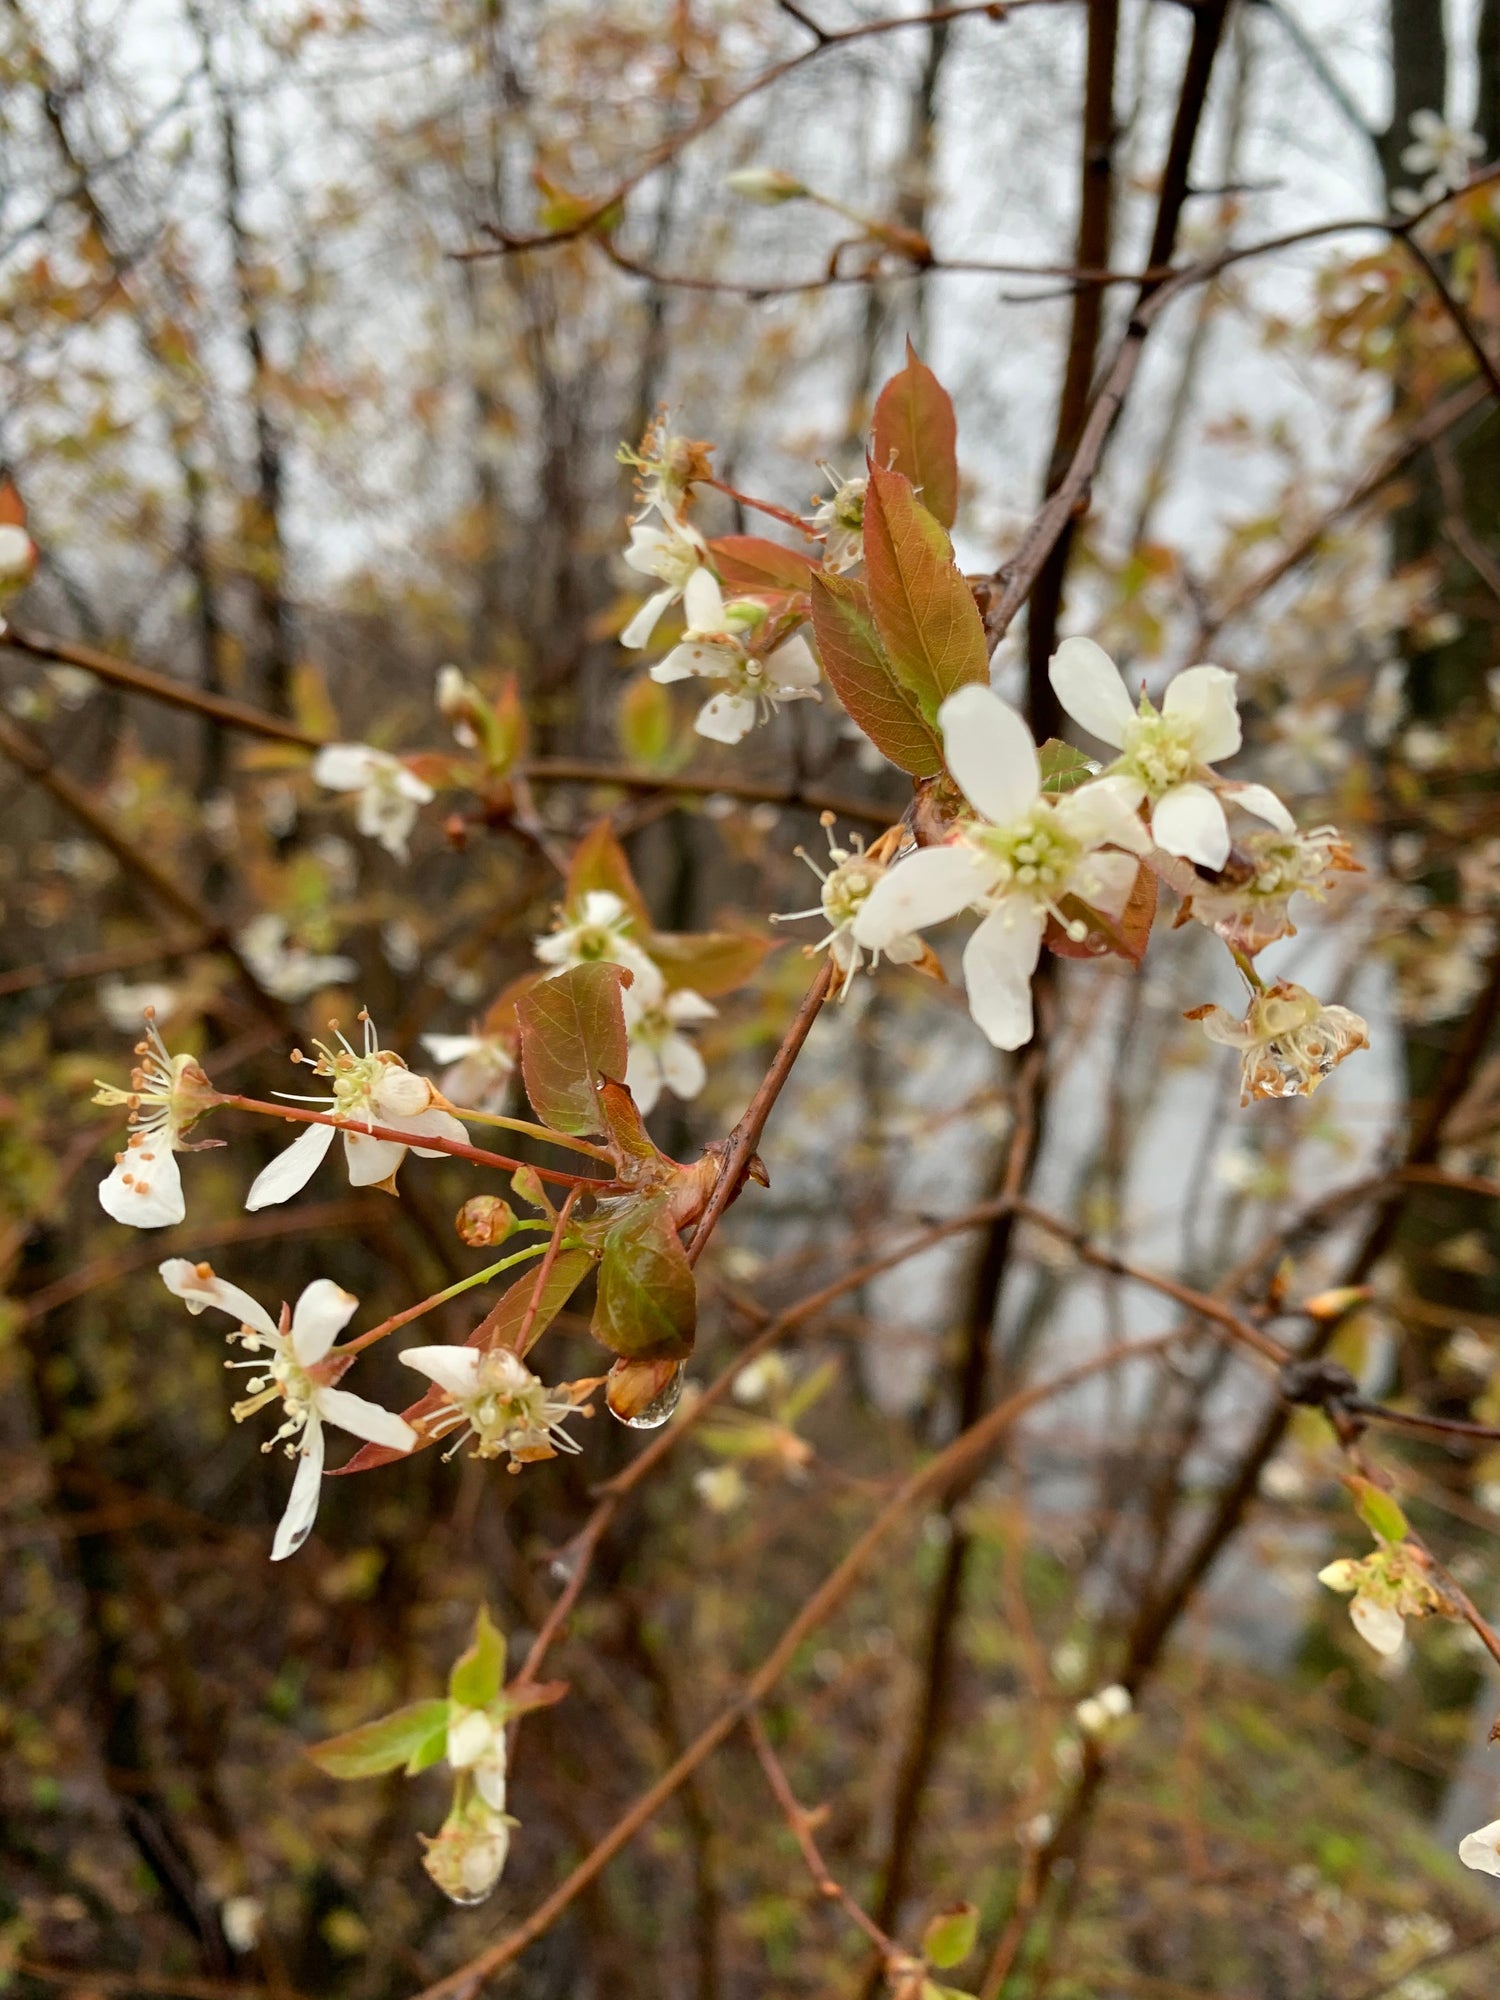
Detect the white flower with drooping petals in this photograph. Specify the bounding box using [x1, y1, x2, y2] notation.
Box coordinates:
[94, 1010, 217, 1228]
[400, 1344, 594, 1469]
[649, 574, 821, 745]
[1048, 637, 1292, 870]
[238, 913, 358, 1002]
[160, 1260, 415, 1558]
[621, 515, 716, 649]
[312, 743, 434, 861]
[852, 684, 1151, 1051]
[245, 1011, 468, 1211]
[1187, 981, 1369, 1105]
[1316, 1544, 1443, 1658]
[446, 1704, 509, 1812]
[419, 1030, 516, 1112]
[534, 889, 665, 1003]
[773, 817, 922, 997]
[1459, 1819, 1500, 1877]
[809, 467, 867, 573]
[623, 986, 716, 1113]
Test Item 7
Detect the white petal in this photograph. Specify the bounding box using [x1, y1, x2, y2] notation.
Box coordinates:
[100, 1144, 185, 1229]
[622, 523, 669, 574]
[400, 1344, 483, 1398]
[447, 1709, 494, 1768]
[1458, 1821, 1500, 1877]
[1048, 637, 1134, 748]
[397, 1106, 471, 1160]
[962, 902, 1045, 1050]
[1224, 781, 1295, 833]
[245, 1120, 337, 1211]
[621, 588, 674, 650]
[625, 1045, 663, 1115]
[474, 1759, 508, 1813]
[271, 1419, 325, 1561]
[1052, 773, 1150, 854]
[395, 766, 436, 804]
[343, 1130, 408, 1186]
[159, 1259, 278, 1338]
[937, 685, 1040, 826]
[665, 989, 717, 1024]
[1067, 849, 1139, 921]
[315, 1386, 417, 1451]
[683, 567, 725, 632]
[765, 634, 820, 690]
[420, 1034, 482, 1065]
[695, 692, 756, 744]
[659, 1033, 707, 1102]
[311, 743, 379, 792]
[1150, 783, 1230, 870]
[1349, 1594, 1405, 1657]
[652, 642, 726, 684]
[290, 1278, 360, 1364]
[851, 843, 987, 947]
[1162, 665, 1241, 763]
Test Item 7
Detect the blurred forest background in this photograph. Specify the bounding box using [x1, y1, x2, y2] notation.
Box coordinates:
[6, 0, 1500, 1996]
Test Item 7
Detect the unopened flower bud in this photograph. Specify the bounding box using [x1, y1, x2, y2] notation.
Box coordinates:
[457, 1196, 518, 1247]
[0, 523, 36, 583]
[725, 166, 807, 204]
[372, 1065, 435, 1119]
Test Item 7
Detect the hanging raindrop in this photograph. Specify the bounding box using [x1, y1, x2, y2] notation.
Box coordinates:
[614, 1362, 685, 1429]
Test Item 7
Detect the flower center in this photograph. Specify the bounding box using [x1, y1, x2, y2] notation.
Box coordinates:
[821, 856, 878, 928]
[1120, 709, 1197, 794]
[973, 807, 1079, 901]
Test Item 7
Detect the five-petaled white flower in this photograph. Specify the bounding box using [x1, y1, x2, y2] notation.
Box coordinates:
[160, 1259, 415, 1559]
[245, 1011, 468, 1210]
[853, 684, 1150, 1050]
[419, 1030, 516, 1112]
[94, 1010, 217, 1228]
[774, 817, 923, 997]
[1459, 1819, 1500, 1877]
[649, 575, 820, 745]
[237, 913, 358, 1002]
[623, 986, 716, 1113]
[400, 1344, 594, 1469]
[1401, 109, 1484, 193]
[312, 743, 434, 861]
[1048, 637, 1291, 871]
[621, 516, 717, 649]
[534, 889, 665, 1002]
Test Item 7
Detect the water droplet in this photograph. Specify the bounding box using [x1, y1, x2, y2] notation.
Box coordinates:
[613, 1363, 685, 1429]
[440, 1882, 495, 1907]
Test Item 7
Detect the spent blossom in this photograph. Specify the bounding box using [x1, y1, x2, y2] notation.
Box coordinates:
[1186, 981, 1369, 1105]
[399, 1344, 596, 1469]
[95, 1010, 218, 1228]
[312, 742, 434, 861]
[649, 575, 821, 745]
[622, 985, 716, 1113]
[809, 467, 867, 573]
[160, 1260, 415, 1558]
[1176, 824, 1361, 956]
[621, 516, 717, 649]
[422, 1790, 516, 1905]
[245, 1012, 468, 1210]
[1048, 636, 1292, 870]
[1317, 1543, 1446, 1657]
[853, 683, 1150, 1050]
[773, 815, 923, 997]
[618, 414, 713, 523]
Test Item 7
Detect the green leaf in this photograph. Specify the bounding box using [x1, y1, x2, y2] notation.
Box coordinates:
[618, 674, 688, 772]
[1037, 738, 1096, 796]
[1046, 864, 1156, 968]
[809, 571, 945, 777]
[709, 534, 817, 594]
[648, 927, 772, 998]
[565, 820, 652, 932]
[872, 338, 959, 529]
[308, 1699, 451, 1781]
[518, 962, 631, 1137]
[862, 465, 988, 721]
[449, 1606, 506, 1709]
[923, 1902, 979, 1969]
[1350, 1476, 1409, 1545]
[592, 1193, 697, 1360]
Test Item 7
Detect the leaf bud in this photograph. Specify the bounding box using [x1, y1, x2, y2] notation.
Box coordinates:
[457, 1196, 518, 1247]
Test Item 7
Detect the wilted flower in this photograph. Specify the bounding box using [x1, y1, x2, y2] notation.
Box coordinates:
[649, 575, 821, 744]
[1186, 981, 1369, 1104]
[312, 743, 434, 861]
[853, 684, 1150, 1050]
[419, 1029, 517, 1111]
[773, 816, 922, 997]
[94, 1010, 218, 1228]
[245, 1012, 467, 1210]
[1049, 637, 1291, 870]
[618, 413, 713, 523]
[1316, 1544, 1444, 1657]
[810, 467, 867, 572]
[399, 1344, 595, 1469]
[621, 516, 716, 649]
[535, 888, 664, 1001]
[421, 1791, 516, 1905]
[160, 1260, 415, 1558]
[623, 986, 716, 1113]
[238, 913, 358, 1001]
[1459, 1818, 1500, 1877]
[1177, 825, 1361, 955]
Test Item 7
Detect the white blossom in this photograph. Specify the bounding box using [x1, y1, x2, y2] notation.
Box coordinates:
[1459, 1819, 1500, 1877]
[245, 1012, 467, 1210]
[1401, 109, 1484, 192]
[238, 913, 358, 1001]
[624, 986, 716, 1113]
[160, 1260, 415, 1558]
[773, 817, 923, 996]
[94, 1011, 217, 1228]
[446, 1704, 508, 1812]
[621, 516, 716, 649]
[400, 1344, 593, 1469]
[1048, 637, 1291, 870]
[419, 1030, 516, 1111]
[809, 468, 867, 573]
[312, 743, 434, 861]
[649, 574, 820, 744]
[853, 684, 1150, 1050]
[534, 888, 665, 1002]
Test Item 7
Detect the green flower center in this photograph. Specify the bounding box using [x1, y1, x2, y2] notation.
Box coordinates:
[1120, 708, 1197, 795]
[973, 807, 1079, 900]
[821, 857, 878, 928]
